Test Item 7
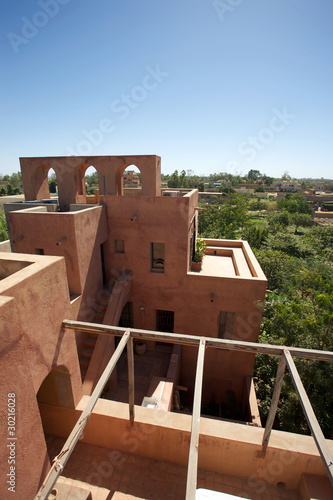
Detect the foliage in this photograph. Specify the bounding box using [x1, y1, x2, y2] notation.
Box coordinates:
[241, 223, 269, 250]
[49, 175, 57, 193]
[193, 238, 207, 263]
[267, 210, 290, 231]
[0, 172, 23, 195]
[0, 210, 8, 241]
[85, 171, 99, 188]
[277, 193, 312, 215]
[249, 199, 267, 212]
[290, 213, 312, 234]
[199, 188, 333, 437]
[198, 194, 249, 239]
[167, 170, 188, 188]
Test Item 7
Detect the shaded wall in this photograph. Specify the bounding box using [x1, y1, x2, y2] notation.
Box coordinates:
[0, 254, 82, 499]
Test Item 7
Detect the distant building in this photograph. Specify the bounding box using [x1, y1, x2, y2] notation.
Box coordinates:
[266, 181, 300, 192]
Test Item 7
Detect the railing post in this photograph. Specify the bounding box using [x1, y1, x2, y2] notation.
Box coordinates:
[262, 354, 287, 451]
[185, 337, 206, 500]
[127, 335, 135, 427]
[283, 349, 333, 486]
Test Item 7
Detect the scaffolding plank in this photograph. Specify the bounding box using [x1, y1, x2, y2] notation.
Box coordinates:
[186, 337, 206, 500]
[127, 336, 135, 427]
[283, 349, 333, 486]
[262, 354, 286, 449]
[62, 320, 333, 362]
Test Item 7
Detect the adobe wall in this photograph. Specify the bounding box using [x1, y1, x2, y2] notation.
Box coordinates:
[0, 254, 82, 499]
[40, 397, 333, 492]
[8, 205, 108, 357]
[100, 193, 266, 405]
[20, 155, 161, 210]
[101, 193, 195, 282]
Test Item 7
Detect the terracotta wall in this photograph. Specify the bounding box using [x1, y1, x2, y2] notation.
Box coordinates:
[20, 155, 161, 210]
[100, 193, 266, 405]
[0, 254, 83, 499]
[40, 397, 333, 491]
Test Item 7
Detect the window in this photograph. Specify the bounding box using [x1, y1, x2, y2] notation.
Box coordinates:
[218, 311, 235, 339]
[156, 310, 174, 333]
[119, 302, 133, 328]
[35, 248, 44, 255]
[115, 240, 124, 254]
[151, 242, 164, 273]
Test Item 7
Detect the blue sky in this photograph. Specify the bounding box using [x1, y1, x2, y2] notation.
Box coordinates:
[1, 0, 332, 179]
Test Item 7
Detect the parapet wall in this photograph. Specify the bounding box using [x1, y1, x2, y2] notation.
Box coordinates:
[40, 397, 333, 492]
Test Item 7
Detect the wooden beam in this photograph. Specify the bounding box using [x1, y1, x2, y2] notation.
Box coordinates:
[62, 319, 333, 362]
[185, 337, 206, 500]
[283, 349, 333, 486]
[262, 354, 286, 450]
[35, 330, 131, 500]
[127, 336, 135, 427]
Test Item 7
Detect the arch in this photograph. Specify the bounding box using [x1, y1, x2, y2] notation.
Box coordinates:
[85, 165, 99, 198]
[32, 164, 51, 200]
[75, 164, 100, 203]
[37, 365, 75, 409]
[48, 168, 58, 197]
[116, 164, 142, 196]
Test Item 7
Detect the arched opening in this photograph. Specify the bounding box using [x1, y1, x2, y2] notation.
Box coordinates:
[117, 164, 142, 196]
[37, 365, 75, 409]
[48, 168, 58, 197]
[76, 164, 99, 203]
[36, 366, 75, 463]
[84, 165, 99, 203]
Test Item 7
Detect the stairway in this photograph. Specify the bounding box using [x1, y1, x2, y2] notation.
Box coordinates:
[82, 270, 132, 395]
[79, 288, 111, 382]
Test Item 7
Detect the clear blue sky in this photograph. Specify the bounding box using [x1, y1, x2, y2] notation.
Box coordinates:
[1, 0, 332, 179]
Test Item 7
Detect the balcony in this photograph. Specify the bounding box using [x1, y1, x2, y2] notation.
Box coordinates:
[35, 322, 333, 500]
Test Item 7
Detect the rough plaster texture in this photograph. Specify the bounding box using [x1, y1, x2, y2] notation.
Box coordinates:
[0, 253, 83, 499]
[1, 155, 276, 497]
[20, 155, 161, 210]
[40, 397, 333, 492]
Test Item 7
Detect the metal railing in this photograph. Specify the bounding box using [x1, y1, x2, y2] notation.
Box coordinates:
[35, 320, 333, 500]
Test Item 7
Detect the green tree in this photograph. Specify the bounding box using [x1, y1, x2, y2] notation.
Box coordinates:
[179, 170, 188, 188]
[49, 176, 57, 193]
[247, 169, 262, 183]
[0, 211, 8, 241]
[290, 213, 312, 234]
[199, 194, 249, 239]
[278, 193, 312, 215]
[168, 170, 179, 188]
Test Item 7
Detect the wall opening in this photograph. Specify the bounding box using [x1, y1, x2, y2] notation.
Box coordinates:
[75, 164, 100, 203]
[151, 242, 165, 273]
[117, 164, 142, 196]
[37, 365, 75, 409]
[84, 165, 99, 197]
[48, 168, 58, 197]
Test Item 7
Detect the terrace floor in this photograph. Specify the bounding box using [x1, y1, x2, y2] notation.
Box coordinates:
[46, 436, 299, 500]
